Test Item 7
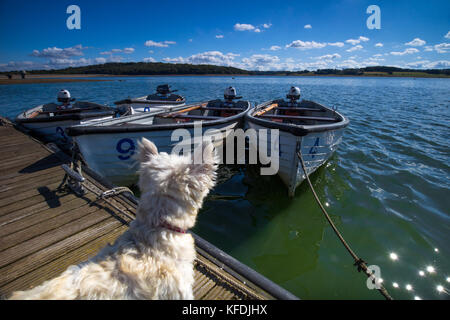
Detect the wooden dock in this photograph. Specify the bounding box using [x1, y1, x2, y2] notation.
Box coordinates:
[0, 119, 295, 300]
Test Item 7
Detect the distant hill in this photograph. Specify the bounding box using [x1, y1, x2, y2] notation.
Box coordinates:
[22, 62, 250, 76]
[1, 62, 449, 77]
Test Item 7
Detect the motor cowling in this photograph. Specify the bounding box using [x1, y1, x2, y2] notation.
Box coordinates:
[57, 89, 71, 103]
[156, 84, 172, 95]
[286, 86, 301, 101]
[224, 86, 242, 102]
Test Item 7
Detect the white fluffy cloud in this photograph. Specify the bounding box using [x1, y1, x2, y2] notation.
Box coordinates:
[144, 40, 176, 48]
[434, 43, 450, 53]
[313, 53, 341, 60]
[215, 35, 224, 39]
[31, 44, 86, 59]
[286, 40, 327, 50]
[445, 31, 450, 39]
[346, 45, 363, 52]
[375, 43, 383, 47]
[406, 60, 450, 69]
[269, 45, 281, 51]
[123, 48, 135, 54]
[234, 23, 266, 33]
[304, 24, 312, 29]
[101, 47, 135, 55]
[390, 48, 420, 55]
[405, 38, 426, 46]
[241, 54, 280, 70]
[162, 51, 239, 66]
[345, 36, 369, 45]
[143, 57, 156, 62]
[234, 23, 256, 31]
[328, 42, 345, 47]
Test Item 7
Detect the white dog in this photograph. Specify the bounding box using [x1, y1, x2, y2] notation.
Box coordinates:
[9, 138, 217, 300]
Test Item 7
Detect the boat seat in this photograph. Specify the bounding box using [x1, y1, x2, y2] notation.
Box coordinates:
[146, 93, 183, 101]
[187, 109, 203, 116]
[259, 114, 337, 122]
[206, 100, 244, 117]
[173, 115, 221, 120]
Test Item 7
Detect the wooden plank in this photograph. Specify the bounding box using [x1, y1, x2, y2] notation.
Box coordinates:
[0, 173, 63, 199]
[0, 225, 128, 297]
[0, 155, 62, 176]
[0, 159, 62, 181]
[0, 201, 102, 251]
[193, 271, 217, 300]
[0, 180, 64, 211]
[0, 218, 124, 287]
[202, 283, 235, 300]
[0, 207, 114, 268]
[0, 166, 60, 186]
[0, 192, 94, 233]
[0, 152, 50, 170]
[0, 187, 69, 218]
[0, 136, 35, 147]
[0, 144, 46, 161]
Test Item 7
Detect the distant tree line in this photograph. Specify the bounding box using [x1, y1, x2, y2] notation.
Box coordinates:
[1, 62, 449, 76]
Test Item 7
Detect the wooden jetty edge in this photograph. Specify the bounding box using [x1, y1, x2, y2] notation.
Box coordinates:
[0, 117, 298, 300]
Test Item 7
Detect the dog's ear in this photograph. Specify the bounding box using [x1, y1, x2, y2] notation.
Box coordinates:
[138, 138, 158, 163]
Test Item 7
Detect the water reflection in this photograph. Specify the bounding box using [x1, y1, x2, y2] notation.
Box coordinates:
[426, 266, 436, 274]
[389, 252, 398, 261]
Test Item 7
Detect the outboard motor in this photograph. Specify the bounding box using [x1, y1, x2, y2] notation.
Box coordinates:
[224, 86, 242, 103]
[156, 84, 176, 95]
[286, 86, 301, 103]
[57, 89, 72, 103]
[57, 89, 75, 110]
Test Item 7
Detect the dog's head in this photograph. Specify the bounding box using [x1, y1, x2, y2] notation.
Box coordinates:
[135, 138, 217, 229]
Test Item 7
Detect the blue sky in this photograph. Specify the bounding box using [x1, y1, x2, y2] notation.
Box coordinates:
[0, 0, 449, 71]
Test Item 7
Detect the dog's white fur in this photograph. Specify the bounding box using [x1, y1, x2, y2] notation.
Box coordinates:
[9, 138, 217, 300]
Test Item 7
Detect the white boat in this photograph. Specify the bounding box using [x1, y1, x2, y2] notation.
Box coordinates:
[67, 94, 251, 186]
[15, 101, 116, 148]
[245, 87, 349, 197]
[114, 84, 186, 114]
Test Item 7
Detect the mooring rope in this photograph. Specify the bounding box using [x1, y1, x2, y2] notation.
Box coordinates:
[296, 150, 393, 300]
[59, 142, 136, 224]
[98, 186, 134, 200]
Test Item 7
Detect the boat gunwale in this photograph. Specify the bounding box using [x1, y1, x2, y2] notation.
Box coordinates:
[114, 96, 186, 105]
[245, 100, 349, 136]
[67, 101, 252, 137]
[15, 102, 116, 124]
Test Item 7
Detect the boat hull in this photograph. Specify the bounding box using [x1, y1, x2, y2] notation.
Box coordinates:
[246, 99, 348, 196]
[247, 121, 345, 196]
[19, 116, 113, 147]
[74, 120, 240, 186]
[15, 103, 115, 148]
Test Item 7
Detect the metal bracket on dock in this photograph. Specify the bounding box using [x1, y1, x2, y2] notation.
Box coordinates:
[58, 143, 86, 196]
[59, 164, 86, 196]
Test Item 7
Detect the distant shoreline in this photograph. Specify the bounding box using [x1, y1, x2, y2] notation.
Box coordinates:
[0, 75, 111, 85]
[0, 72, 449, 85]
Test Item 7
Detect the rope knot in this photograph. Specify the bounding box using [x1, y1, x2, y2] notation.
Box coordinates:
[353, 258, 366, 272]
